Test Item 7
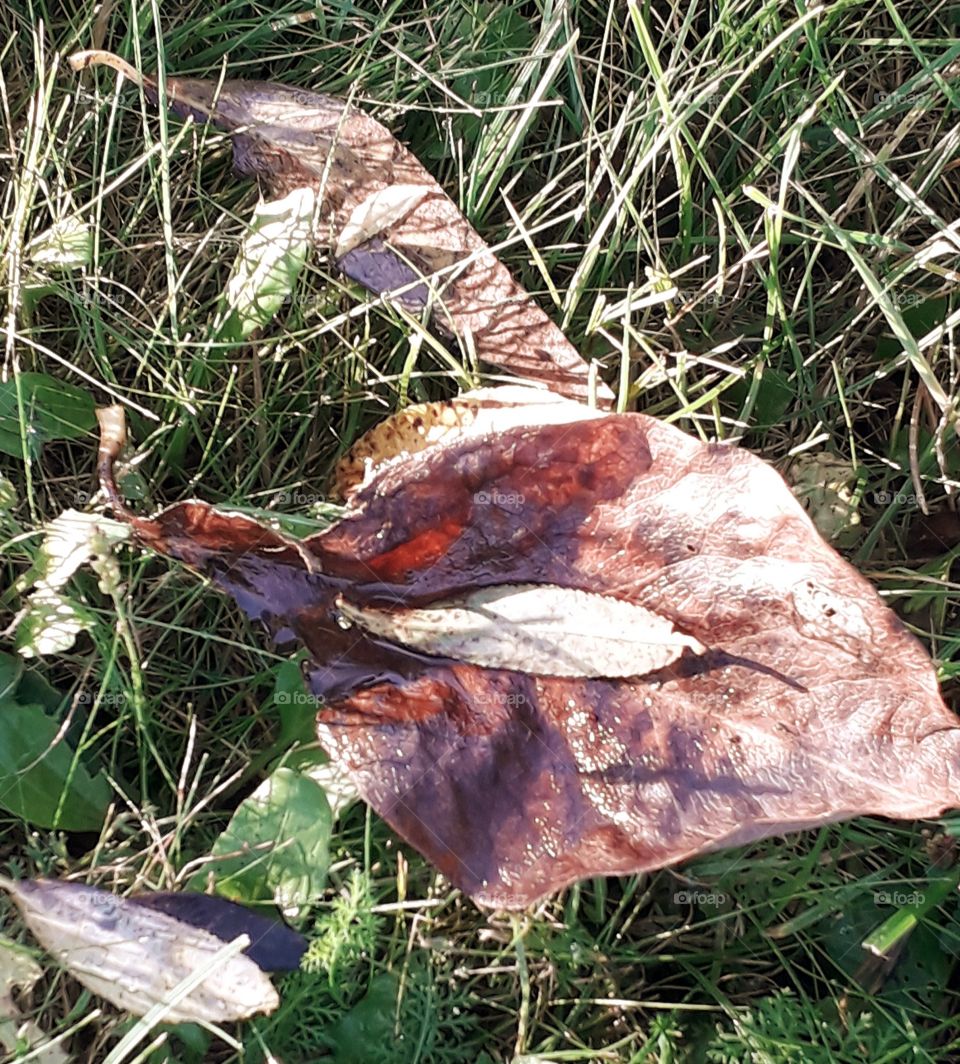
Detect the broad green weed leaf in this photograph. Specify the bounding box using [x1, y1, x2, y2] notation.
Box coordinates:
[0, 699, 110, 830]
[194, 767, 331, 912]
[727, 366, 794, 427]
[0, 374, 96, 460]
[0, 655, 22, 702]
[13, 666, 65, 715]
[322, 973, 400, 1064]
[272, 660, 318, 749]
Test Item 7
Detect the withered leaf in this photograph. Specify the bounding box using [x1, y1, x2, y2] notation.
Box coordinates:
[96, 392, 960, 909]
[1, 878, 280, 1022]
[329, 384, 598, 500]
[70, 51, 611, 405]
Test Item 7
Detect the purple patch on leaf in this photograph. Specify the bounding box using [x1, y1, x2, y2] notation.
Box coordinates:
[131, 891, 306, 972]
[337, 239, 430, 309]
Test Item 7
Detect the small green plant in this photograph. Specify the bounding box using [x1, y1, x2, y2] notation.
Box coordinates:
[302, 869, 382, 986]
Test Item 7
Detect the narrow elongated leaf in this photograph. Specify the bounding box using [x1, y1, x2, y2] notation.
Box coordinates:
[95, 390, 960, 908]
[335, 239, 430, 311]
[339, 584, 706, 677]
[0, 374, 95, 459]
[214, 186, 317, 343]
[69, 51, 611, 404]
[1, 878, 278, 1023]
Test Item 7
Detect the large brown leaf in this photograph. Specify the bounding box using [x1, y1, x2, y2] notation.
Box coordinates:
[70, 51, 611, 405]
[95, 393, 960, 909]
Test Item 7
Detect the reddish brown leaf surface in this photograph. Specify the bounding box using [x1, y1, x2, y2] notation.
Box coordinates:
[70, 51, 611, 405]
[97, 393, 960, 909]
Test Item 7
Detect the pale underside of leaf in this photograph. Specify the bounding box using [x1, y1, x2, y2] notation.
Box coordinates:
[334, 184, 434, 258]
[216, 186, 318, 343]
[338, 584, 706, 678]
[35, 510, 129, 590]
[27, 216, 92, 272]
[1, 879, 278, 1023]
[14, 510, 128, 659]
[0, 936, 67, 1063]
[15, 588, 92, 659]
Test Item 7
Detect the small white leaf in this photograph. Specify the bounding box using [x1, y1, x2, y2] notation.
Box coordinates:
[15, 588, 93, 659]
[339, 584, 705, 678]
[335, 184, 433, 258]
[1, 878, 278, 1023]
[34, 510, 128, 592]
[27, 217, 92, 271]
[0, 935, 68, 1064]
[216, 186, 317, 343]
[15, 510, 128, 659]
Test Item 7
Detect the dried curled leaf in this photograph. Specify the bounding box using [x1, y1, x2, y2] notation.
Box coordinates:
[329, 384, 598, 500]
[70, 51, 611, 405]
[96, 390, 960, 908]
[2, 878, 280, 1022]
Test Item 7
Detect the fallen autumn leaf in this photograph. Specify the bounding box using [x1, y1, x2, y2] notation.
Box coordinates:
[69, 50, 611, 405]
[94, 389, 960, 908]
[1, 877, 285, 1022]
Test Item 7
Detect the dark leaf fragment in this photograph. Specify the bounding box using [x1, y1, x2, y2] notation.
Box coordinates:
[337, 239, 430, 311]
[95, 393, 960, 908]
[131, 892, 306, 972]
